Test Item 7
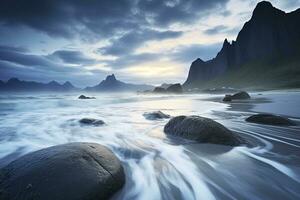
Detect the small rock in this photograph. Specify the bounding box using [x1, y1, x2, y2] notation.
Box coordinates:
[164, 115, 243, 146]
[0, 143, 125, 200]
[143, 111, 171, 120]
[78, 95, 96, 99]
[246, 114, 296, 126]
[79, 118, 105, 126]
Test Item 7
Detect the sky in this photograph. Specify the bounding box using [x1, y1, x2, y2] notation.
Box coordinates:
[0, 0, 299, 87]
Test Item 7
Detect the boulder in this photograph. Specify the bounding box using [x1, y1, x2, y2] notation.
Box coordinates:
[79, 118, 105, 126]
[0, 143, 125, 200]
[222, 91, 250, 102]
[164, 115, 243, 146]
[78, 95, 96, 99]
[143, 111, 171, 120]
[246, 114, 296, 126]
[166, 84, 183, 93]
[222, 95, 232, 102]
[231, 91, 250, 100]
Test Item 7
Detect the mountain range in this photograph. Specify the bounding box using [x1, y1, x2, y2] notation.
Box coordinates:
[0, 74, 154, 92]
[85, 74, 154, 92]
[184, 1, 300, 89]
[0, 78, 77, 92]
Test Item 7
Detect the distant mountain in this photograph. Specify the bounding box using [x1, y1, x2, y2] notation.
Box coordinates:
[85, 74, 154, 92]
[184, 1, 300, 89]
[0, 78, 78, 92]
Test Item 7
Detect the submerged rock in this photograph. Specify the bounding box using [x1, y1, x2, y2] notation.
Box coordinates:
[79, 118, 105, 126]
[78, 95, 96, 99]
[222, 95, 232, 102]
[143, 111, 171, 120]
[166, 84, 183, 93]
[246, 114, 296, 126]
[222, 91, 250, 101]
[164, 115, 243, 146]
[0, 143, 125, 200]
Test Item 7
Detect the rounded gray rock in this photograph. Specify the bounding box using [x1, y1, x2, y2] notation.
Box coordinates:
[164, 115, 243, 146]
[0, 143, 125, 200]
[246, 114, 296, 126]
[231, 91, 250, 100]
[79, 118, 105, 126]
[143, 111, 171, 120]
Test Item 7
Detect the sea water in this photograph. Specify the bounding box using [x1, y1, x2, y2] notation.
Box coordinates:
[0, 91, 299, 200]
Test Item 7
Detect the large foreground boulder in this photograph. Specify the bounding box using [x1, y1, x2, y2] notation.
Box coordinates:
[223, 91, 250, 102]
[143, 111, 171, 120]
[246, 114, 296, 126]
[164, 116, 243, 146]
[0, 143, 125, 200]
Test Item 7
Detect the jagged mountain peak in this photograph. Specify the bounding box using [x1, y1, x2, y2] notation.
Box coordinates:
[251, 1, 284, 20]
[221, 38, 231, 49]
[105, 74, 117, 82]
[184, 1, 300, 89]
[63, 81, 72, 86]
[63, 81, 75, 88]
[193, 58, 205, 64]
[7, 77, 21, 83]
[255, 1, 273, 10]
[0, 78, 78, 91]
[48, 80, 60, 86]
[85, 73, 154, 92]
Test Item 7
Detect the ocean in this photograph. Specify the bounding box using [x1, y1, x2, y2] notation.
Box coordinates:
[0, 91, 300, 200]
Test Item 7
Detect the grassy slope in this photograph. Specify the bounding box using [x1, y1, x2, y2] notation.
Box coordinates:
[192, 54, 300, 90]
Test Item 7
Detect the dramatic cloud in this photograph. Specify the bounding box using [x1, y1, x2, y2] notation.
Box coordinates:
[50, 50, 96, 65]
[99, 29, 183, 56]
[203, 25, 240, 36]
[0, 0, 228, 40]
[137, 0, 230, 26]
[171, 43, 223, 62]
[204, 25, 228, 35]
[0, 0, 299, 86]
[0, 45, 105, 86]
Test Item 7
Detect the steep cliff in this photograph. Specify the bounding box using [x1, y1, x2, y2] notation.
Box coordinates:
[184, 1, 300, 89]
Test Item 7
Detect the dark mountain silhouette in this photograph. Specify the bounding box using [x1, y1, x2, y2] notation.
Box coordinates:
[184, 1, 300, 89]
[85, 74, 154, 92]
[63, 81, 77, 90]
[0, 78, 78, 92]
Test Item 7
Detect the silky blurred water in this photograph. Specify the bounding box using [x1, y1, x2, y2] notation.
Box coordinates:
[0, 91, 299, 200]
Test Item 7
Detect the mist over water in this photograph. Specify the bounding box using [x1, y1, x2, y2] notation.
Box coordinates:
[0, 91, 300, 199]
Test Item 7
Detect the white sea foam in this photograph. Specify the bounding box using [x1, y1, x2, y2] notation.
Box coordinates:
[0, 92, 300, 199]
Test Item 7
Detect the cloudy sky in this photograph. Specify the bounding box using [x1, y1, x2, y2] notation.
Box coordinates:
[0, 0, 299, 87]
